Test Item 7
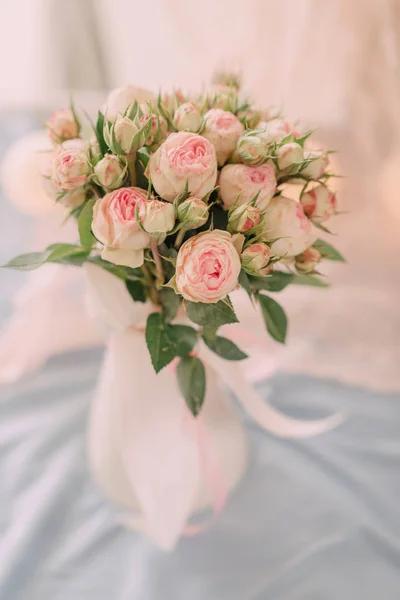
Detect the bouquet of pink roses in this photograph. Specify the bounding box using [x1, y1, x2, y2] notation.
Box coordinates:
[3, 73, 343, 417]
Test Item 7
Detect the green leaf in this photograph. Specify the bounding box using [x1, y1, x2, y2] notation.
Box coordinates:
[202, 334, 248, 361]
[95, 111, 108, 156]
[313, 239, 345, 262]
[291, 274, 329, 288]
[176, 356, 206, 416]
[137, 146, 151, 168]
[159, 287, 181, 322]
[1, 244, 90, 271]
[145, 313, 177, 373]
[238, 269, 253, 299]
[186, 299, 238, 329]
[125, 279, 146, 303]
[249, 272, 294, 292]
[78, 198, 97, 247]
[258, 294, 288, 344]
[167, 324, 197, 357]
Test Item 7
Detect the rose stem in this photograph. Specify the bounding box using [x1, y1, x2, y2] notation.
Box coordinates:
[174, 228, 186, 249]
[141, 262, 159, 305]
[151, 240, 164, 286]
[127, 153, 137, 186]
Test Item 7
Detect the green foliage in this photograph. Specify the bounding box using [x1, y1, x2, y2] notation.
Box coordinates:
[202, 333, 247, 361]
[313, 239, 345, 262]
[95, 111, 109, 156]
[125, 279, 146, 303]
[291, 274, 329, 288]
[1, 244, 91, 271]
[78, 198, 97, 247]
[249, 272, 294, 292]
[159, 287, 181, 322]
[176, 356, 206, 416]
[145, 313, 197, 373]
[186, 299, 238, 329]
[258, 294, 288, 344]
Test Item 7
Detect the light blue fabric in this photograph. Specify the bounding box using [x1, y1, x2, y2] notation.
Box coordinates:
[1, 114, 400, 600]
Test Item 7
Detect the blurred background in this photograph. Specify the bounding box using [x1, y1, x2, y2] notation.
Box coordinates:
[0, 1, 400, 599]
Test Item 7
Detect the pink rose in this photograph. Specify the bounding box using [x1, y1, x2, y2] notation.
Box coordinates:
[302, 150, 329, 179]
[92, 187, 151, 268]
[103, 84, 156, 121]
[219, 163, 277, 210]
[258, 119, 293, 143]
[241, 243, 271, 276]
[277, 142, 304, 171]
[300, 184, 336, 223]
[202, 108, 244, 166]
[175, 230, 241, 303]
[173, 102, 202, 132]
[46, 109, 79, 144]
[140, 199, 175, 241]
[148, 132, 218, 202]
[263, 196, 316, 257]
[295, 247, 321, 273]
[50, 140, 89, 191]
[228, 203, 261, 233]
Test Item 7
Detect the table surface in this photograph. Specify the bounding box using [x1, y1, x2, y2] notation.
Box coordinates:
[0, 113, 400, 600]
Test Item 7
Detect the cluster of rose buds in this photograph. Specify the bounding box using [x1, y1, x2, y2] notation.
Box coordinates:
[40, 75, 339, 301]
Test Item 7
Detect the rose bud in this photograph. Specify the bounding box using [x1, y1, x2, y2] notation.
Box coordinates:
[139, 113, 168, 146]
[219, 163, 277, 210]
[228, 203, 261, 233]
[302, 149, 329, 179]
[46, 109, 80, 144]
[92, 187, 151, 268]
[202, 108, 244, 166]
[241, 243, 271, 276]
[258, 119, 293, 143]
[173, 102, 202, 132]
[237, 133, 268, 165]
[277, 142, 304, 171]
[148, 132, 217, 202]
[237, 108, 261, 129]
[177, 196, 209, 229]
[300, 184, 336, 223]
[295, 247, 321, 273]
[93, 154, 127, 190]
[175, 230, 241, 303]
[140, 199, 175, 242]
[207, 84, 238, 111]
[263, 196, 316, 257]
[103, 84, 155, 121]
[161, 89, 187, 113]
[50, 140, 90, 191]
[104, 116, 139, 155]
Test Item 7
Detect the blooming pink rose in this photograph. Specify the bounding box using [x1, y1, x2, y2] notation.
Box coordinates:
[263, 196, 316, 257]
[50, 140, 89, 191]
[202, 108, 244, 166]
[302, 150, 329, 179]
[148, 132, 218, 202]
[46, 109, 79, 143]
[92, 187, 151, 268]
[300, 184, 336, 223]
[219, 163, 277, 210]
[175, 230, 241, 303]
